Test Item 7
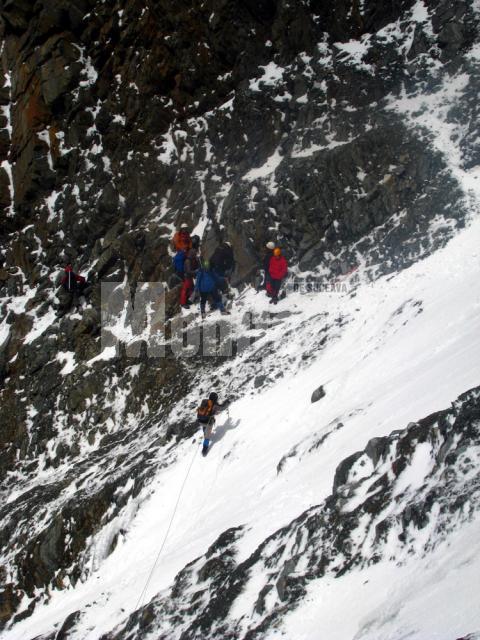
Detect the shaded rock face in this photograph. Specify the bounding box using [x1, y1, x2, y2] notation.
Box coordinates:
[0, 0, 477, 281]
[0, 0, 478, 632]
[109, 386, 480, 640]
[0, 342, 193, 628]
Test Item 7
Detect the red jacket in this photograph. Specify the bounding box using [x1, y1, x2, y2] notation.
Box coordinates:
[268, 255, 288, 280]
[61, 268, 85, 291]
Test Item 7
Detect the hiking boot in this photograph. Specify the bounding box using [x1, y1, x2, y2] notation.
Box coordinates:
[181, 303, 191, 310]
[220, 309, 231, 315]
[201, 311, 206, 319]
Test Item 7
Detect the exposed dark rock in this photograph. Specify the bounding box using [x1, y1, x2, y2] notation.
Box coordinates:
[56, 610, 82, 640]
[254, 374, 267, 388]
[0, 584, 20, 626]
[310, 384, 325, 403]
[332, 450, 363, 493]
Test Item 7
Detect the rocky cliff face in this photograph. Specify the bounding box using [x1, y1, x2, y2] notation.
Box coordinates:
[0, 0, 479, 635]
[1, 0, 477, 280]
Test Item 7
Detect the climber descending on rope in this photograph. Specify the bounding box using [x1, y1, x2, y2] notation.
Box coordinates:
[196, 391, 230, 456]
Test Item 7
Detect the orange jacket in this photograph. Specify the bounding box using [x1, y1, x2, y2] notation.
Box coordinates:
[172, 230, 192, 252]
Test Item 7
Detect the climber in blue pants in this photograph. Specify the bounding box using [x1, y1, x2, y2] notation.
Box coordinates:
[196, 392, 230, 455]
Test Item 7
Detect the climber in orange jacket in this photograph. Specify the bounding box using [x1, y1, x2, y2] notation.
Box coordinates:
[171, 223, 192, 253]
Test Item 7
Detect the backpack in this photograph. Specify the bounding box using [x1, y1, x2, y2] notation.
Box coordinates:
[196, 269, 217, 293]
[189, 253, 200, 273]
[184, 250, 200, 276]
[197, 399, 214, 423]
[211, 245, 234, 275]
[173, 250, 186, 274]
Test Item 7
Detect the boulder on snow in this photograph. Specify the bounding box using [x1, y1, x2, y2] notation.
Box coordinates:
[0, 584, 20, 625]
[311, 385, 326, 403]
[254, 374, 267, 388]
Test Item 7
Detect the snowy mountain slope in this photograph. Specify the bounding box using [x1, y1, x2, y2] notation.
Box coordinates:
[4, 198, 480, 639]
[1, 0, 480, 637]
[108, 385, 480, 640]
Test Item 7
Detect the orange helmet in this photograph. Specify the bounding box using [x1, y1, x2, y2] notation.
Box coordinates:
[273, 247, 281, 257]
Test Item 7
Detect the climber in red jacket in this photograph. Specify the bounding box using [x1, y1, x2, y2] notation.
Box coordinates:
[61, 264, 86, 293]
[58, 264, 89, 316]
[266, 248, 288, 304]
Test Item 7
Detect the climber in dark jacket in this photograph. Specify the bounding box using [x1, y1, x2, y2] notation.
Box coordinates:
[210, 241, 235, 299]
[210, 242, 235, 279]
[195, 259, 231, 319]
[261, 241, 275, 290]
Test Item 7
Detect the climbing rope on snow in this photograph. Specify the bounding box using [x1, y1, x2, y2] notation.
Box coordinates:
[134, 439, 199, 614]
[185, 387, 234, 537]
[188, 424, 227, 534]
[133, 384, 236, 618]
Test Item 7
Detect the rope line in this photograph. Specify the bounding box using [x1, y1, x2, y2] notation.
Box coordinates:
[133, 386, 235, 617]
[134, 440, 199, 613]
[189, 424, 225, 532]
